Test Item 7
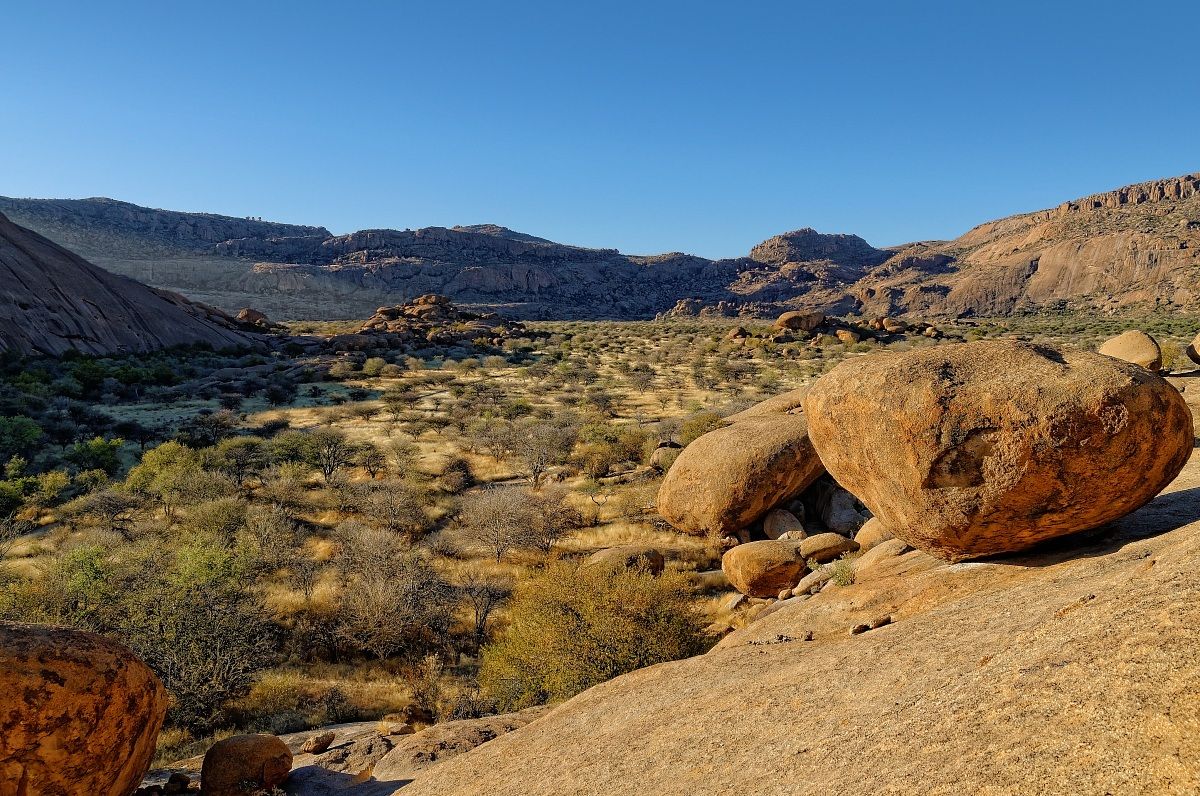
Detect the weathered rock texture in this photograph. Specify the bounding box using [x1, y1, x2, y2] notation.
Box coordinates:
[804, 340, 1193, 560]
[201, 734, 292, 796]
[9, 172, 1198, 320]
[0, 211, 257, 355]
[393, 452, 1200, 795]
[0, 622, 167, 796]
[657, 389, 824, 536]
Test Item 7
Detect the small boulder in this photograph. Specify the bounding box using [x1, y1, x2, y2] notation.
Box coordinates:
[201, 734, 292, 796]
[762, 508, 805, 540]
[721, 540, 806, 598]
[1187, 331, 1200, 365]
[800, 532, 859, 563]
[791, 567, 833, 596]
[804, 340, 1193, 560]
[882, 317, 907, 333]
[0, 623, 167, 796]
[835, 329, 862, 345]
[854, 517, 894, 551]
[301, 731, 336, 754]
[1098, 330, 1162, 372]
[852, 538, 911, 575]
[584, 545, 666, 576]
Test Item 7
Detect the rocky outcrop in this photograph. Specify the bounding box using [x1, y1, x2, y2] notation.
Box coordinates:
[324, 294, 531, 351]
[0, 622, 167, 796]
[0, 211, 258, 355]
[391, 454, 1200, 795]
[7, 172, 1200, 321]
[657, 389, 824, 536]
[804, 341, 1193, 560]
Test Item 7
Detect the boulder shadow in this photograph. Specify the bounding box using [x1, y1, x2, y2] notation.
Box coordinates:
[982, 484, 1200, 568]
[285, 765, 413, 795]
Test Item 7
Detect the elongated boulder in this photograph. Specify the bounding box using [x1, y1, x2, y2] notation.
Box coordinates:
[0, 622, 167, 796]
[721, 540, 807, 597]
[658, 389, 824, 536]
[1098, 330, 1162, 371]
[804, 341, 1193, 561]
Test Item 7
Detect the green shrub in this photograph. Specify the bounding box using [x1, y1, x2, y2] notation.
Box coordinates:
[480, 562, 710, 710]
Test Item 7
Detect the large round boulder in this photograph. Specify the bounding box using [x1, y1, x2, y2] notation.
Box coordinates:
[721, 540, 807, 597]
[658, 389, 824, 536]
[1098, 330, 1162, 371]
[804, 341, 1193, 561]
[0, 622, 167, 795]
[774, 311, 825, 332]
[584, 544, 666, 576]
[201, 734, 293, 796]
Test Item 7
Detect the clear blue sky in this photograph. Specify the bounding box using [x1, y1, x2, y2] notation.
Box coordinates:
[3, 0, 1197, 257]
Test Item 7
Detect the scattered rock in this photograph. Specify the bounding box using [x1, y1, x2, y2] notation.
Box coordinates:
[852, 539, 911, 574]
[300, 731, 336, 754]
[854, 517, 894, 551]
[799, 532, 859, 563]
[835, 328, 861, 345]
[721, 540, 806, 598]
[0, 622, 167, 796]
[1098, 330, 1162, 371]
[805, 477, 868, 534]
[658, 389, 824, 535]
[201, 734, 292, 796]
[584, 545, 666, 576]
[762, 508, 805, 540]
[804, 340, 1193, 560]
[791, 567, 833, 596]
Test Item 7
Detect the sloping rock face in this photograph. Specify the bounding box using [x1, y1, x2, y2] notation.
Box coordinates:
[0, 211, 257, 355]
[803, 341, 1192, 560]
[396, 457, 1200, 796]
[657, 389, 824, 536]
[0, 622, 167, 796]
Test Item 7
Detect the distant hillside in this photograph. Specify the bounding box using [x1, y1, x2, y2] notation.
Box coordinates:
[4, 172, 1198, 320]
[0, 211, 257, 356]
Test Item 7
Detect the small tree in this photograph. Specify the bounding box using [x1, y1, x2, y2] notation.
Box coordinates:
[456, 565, 514, 651]
[307, 428, 356, 483]
[456, 488, 529, 563]
[480, 563, 709, 710]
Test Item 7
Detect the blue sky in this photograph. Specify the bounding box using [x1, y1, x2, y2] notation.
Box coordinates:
[2, 1, 1197, 257]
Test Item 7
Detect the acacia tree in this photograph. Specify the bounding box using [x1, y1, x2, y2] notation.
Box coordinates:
[506, 417, 578, 488]
[456, 565, 514, 651]
[307, 428, 356, 483]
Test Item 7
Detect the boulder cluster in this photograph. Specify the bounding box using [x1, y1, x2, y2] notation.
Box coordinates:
[659, 338, 1193, 595]
[325, 294, 529, 352]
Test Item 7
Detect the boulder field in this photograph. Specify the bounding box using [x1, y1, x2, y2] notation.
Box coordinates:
[805, 340, 1192, 560]
[394, 453, 1200, 795]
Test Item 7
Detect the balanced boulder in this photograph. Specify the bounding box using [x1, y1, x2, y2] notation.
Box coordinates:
[804, 340, 1193, 561]
[1098, 330, 1162, 371]
[721, 540, 806, 598]
[799, 532, 859, 563]
[201, 734, 292, 796]
[0, 623, 167, 796]
[658, 389, 824, 536]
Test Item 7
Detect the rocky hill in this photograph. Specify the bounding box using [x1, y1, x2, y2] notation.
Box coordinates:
[3, 172, 1199, 320]
[0, 211, 258, 355]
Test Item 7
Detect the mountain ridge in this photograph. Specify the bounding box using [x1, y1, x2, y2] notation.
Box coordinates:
[2, 171, 1197, 320]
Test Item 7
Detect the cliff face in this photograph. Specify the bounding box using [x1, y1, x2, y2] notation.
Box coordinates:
[5, 172, 1200, 320]
[0, 211, 257, 356]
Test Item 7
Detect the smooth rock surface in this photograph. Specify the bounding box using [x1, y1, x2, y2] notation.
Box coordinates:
[1099, 329, 1162, 371]
[721, 540, 806, 598]
[658, 389, 824, 536]
[804, 341, 1193, 560]
[201, 734, 292, 796]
